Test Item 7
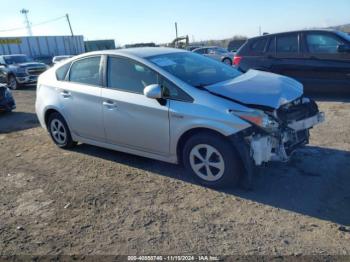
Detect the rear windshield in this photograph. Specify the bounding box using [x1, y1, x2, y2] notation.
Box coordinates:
[147, 52, 241, 87]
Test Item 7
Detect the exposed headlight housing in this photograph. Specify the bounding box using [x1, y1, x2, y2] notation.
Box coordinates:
[230, 109, 279, 131]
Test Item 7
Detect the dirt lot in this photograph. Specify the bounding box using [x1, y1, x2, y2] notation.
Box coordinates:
[0, 87, 350, 256]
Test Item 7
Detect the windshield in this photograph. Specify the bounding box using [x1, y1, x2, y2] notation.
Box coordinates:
[148, 52, 241, 87]
[4, 55, 32, 65]
[337, 31, 350, 42]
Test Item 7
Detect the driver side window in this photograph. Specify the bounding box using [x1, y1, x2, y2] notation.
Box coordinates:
[306, 33, 344, 54]
[107, 56, 158, 94]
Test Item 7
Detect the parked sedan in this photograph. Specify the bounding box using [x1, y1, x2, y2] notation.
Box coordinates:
[0, 83, 16, 112]
[36, 48, 324, 188]
[234, 29, 350, 93]
[193, 46, 235, 65]
[52, 55, 73, 65]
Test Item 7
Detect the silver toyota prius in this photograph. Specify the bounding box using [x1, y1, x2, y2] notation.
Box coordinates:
[36, 47, 324, 188]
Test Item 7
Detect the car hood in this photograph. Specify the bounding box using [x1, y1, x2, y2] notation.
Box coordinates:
[206, 69, 303, 109]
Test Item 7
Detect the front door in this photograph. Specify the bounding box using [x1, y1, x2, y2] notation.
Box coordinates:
[101, 56, 170, 155]
[301, 31, 350, 93]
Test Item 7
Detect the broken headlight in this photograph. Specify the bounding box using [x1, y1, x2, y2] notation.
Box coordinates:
[230, 109, 279, 132]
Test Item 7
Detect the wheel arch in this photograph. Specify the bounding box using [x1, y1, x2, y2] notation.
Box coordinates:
[44, 108, 64, 128]
[176, 126, 255, 188]
[176, 127, 232, 165]
[7, 72, 15, 79]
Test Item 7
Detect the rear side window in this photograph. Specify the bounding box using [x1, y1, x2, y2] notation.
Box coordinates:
[276, 34, 299, 53]
[56, 62, 71, 81]
[107, 56, 157, 94]
[267, 37, 276, 53]
[251, 38, 268, 53]
[69, 56, 101, 86]
[306, 33, 344, 54]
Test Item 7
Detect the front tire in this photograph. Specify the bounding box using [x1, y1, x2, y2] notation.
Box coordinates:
[182, 133, 242, 188]
[48, 112, 77, 149]
[8, 75, 18, 90]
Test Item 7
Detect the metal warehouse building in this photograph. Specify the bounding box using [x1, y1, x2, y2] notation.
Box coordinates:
[0, 35, 85, 58]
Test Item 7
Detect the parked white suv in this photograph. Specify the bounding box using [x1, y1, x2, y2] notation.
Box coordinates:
[36, 48, 324, 188]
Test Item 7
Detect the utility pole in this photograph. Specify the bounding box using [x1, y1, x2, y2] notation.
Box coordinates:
[175, 22, 178, 39]
[66, 14, 74, 36]
[259, 25, 262, 36]
[20, 9, 33, 36]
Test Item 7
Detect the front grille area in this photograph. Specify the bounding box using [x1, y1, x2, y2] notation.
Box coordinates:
[277, 98, 319, 123]
[26, 67, 46, 76]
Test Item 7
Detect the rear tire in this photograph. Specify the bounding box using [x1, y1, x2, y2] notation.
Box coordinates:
[222, 58, 232, 66]
[182, 132, 242, 188]
[48, 112, 77, 149]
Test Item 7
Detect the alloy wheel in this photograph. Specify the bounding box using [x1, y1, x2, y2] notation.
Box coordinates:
[50, 119, 67, 144]
[224, 59, 231, 65]
[189, 144, 225, 182]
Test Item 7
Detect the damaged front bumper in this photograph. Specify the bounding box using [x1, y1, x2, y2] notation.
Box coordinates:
[249, 111, 325, 166]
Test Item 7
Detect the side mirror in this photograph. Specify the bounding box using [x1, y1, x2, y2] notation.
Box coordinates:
[144, 84, 162, 99]
[338, 44, 350, 53]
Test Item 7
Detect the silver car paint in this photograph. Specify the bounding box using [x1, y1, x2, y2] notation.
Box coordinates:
[36, 48, 322, 166]
[36, 48, 252, 164]
[101, 87, 170, 155]
[206, 69, 304, 109]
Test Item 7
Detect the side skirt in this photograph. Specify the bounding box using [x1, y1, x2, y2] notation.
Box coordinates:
[71, 134, 178, 164]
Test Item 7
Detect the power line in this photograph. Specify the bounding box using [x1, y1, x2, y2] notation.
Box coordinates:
[0, 15, 66, 33]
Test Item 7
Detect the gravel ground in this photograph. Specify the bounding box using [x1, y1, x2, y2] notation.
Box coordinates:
[0, 87, 349, 256]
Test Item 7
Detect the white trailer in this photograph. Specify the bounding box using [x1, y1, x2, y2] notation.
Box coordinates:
[0, 35, 85, 58]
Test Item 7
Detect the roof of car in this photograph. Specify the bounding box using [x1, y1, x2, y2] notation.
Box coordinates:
[81, 47, 186, 58]
[248, 29, 341, 40]
[193, 46, 220, 50]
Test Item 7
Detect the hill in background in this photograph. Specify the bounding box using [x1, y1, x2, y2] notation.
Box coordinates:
[328, 23, 350, 33]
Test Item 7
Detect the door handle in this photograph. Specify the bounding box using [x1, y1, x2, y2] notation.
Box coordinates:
[103, 100, 117, 109]
[60, 90, 71, 98]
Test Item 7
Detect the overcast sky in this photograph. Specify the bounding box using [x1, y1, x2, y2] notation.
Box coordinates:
[0, 0, 349, 45]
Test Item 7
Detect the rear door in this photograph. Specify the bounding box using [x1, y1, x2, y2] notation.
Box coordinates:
[58, 56, 104, 141]
[301, 31, 350, 93]
[237, 37, 269, 72]
[270, 32, 307, 81]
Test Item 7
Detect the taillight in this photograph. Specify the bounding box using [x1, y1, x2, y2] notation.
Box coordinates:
[233, 56, 242, 66]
